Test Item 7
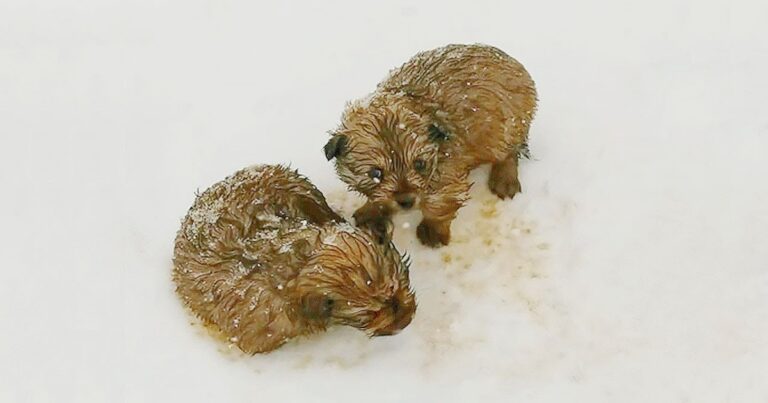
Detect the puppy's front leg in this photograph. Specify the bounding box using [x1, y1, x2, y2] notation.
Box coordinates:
[353, 201, 394, 244]
[417, 174, 470, 247]
[416, 217, 451, 247]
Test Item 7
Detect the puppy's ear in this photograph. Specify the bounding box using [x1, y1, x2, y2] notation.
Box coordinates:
[323, 134, 348, 160]
[428, 124, 449, 142]
[301, 293, 334, 320]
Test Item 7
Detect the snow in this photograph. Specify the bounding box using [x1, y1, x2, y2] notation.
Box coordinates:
[1, 0, 767, 402]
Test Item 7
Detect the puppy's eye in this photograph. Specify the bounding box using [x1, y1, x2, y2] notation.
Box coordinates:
[325, 298, 335, 308]
[413, 159, 426, 173]
[368, 168, 383, 183]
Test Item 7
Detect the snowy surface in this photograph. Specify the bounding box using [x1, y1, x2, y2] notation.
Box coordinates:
[1, 0, 767, 402]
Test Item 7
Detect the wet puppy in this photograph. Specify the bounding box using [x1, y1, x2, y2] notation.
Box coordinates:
[173, 165, 416, 354]
[325, 44, 537, 247]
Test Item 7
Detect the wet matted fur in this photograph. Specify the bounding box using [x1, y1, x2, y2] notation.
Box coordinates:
[325, 44, 537, 247]
[173, 165, 416, 354]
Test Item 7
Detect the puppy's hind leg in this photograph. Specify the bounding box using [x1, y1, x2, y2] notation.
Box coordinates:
[488, 152, 521, 200]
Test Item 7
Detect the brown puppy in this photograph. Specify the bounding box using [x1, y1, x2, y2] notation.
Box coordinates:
[325, 44, 537, 247]
[173, 165, 416, 354]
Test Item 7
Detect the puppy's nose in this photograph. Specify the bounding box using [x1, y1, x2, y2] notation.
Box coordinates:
[394, 193, 416, 209]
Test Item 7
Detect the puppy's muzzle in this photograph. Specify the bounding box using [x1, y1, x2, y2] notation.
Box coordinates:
[371, 298, 415, 336]
[394, 193, 416, 209]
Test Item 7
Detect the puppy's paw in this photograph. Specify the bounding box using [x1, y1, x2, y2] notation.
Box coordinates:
[353, 203, 393, 244]
[416, 219, 450, 248]
[488, 167, 521, 200]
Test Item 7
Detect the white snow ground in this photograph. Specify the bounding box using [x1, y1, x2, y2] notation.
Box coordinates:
[1, 1, 767, 402]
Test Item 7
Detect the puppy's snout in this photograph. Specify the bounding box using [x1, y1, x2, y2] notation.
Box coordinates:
[394, 193, 416, 209]
[372, 328, 398, 337]
[372, 297, 415, 336]
[372, 312, 413, 336]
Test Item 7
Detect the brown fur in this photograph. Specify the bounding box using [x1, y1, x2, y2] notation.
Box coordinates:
[173, 165, 416, 354]
[325, 44, 537, 247]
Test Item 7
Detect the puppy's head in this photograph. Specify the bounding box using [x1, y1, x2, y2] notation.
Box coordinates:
[325, 96, 448, 211]
[295, 228, 416, 336]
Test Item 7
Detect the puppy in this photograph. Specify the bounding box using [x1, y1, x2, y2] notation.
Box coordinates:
[173, 165, 416, 354]
[325, 44, 537, 247]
